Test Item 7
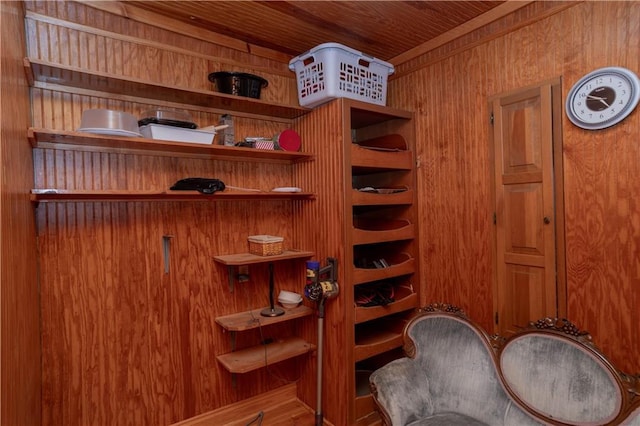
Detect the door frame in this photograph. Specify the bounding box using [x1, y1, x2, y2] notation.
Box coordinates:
[488, 77, 567, 333]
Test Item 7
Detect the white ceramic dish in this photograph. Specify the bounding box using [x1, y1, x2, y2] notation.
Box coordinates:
[139, 124, 216, 144]
[77, 128, 142, 138]
[278, 290, 303, 309]
[278, 300, 302, 309]
[271, 187, 302, 193]
[278, 290, 302, 303]
[79, 109, 140, 136]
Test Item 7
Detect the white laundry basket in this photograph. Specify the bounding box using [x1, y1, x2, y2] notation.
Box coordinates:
[288, 42, 394, 108]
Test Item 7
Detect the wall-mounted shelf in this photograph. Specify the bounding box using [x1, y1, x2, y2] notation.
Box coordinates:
[213, 250, 314, 266]
[216, 337, 315, 374]
[29, 128, 314, 163]
[25, 58, 310, 120]
[31, 189, 315, 203]
[214, 249, 313, 291]
[216, 305, 313, 332]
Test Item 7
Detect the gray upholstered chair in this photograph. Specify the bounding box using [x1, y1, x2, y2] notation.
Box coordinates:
[498, 318, 639, 426]
[369, 305, 541, 425]
[370, 305, 640, 426]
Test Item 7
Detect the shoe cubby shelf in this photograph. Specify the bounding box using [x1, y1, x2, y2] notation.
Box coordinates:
[354, 285, 418, 324]
[352, 218, 415, 245]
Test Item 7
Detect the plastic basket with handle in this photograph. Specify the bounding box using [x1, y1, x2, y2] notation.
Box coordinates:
[288, 42, 394, 108]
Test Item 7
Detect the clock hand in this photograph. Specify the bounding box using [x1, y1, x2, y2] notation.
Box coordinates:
[587, 95, 610, 107]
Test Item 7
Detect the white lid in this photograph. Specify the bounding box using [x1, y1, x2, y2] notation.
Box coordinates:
[248, 235, 284, 243]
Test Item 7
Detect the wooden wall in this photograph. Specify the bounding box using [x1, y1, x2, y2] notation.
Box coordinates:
[0, 2, 42, 426]
[389, 1, 640, 374]
[26, 1, 314, 425]
[15, 1, 640, 425]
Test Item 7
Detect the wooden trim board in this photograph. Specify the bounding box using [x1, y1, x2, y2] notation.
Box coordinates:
[171, 383, 334, 426]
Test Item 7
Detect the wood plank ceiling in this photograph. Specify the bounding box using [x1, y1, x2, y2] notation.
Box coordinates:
[122, 1, 506, 63]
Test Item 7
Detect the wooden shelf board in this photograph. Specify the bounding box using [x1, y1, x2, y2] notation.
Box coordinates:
[31, 189, 315, 203]
[355, 394, 377, 421]
[171, 384, 321, 426]
[355, 292, 418, 324]
[29, 128, 314, 163]
[352, 189, 415, 206]
[216, 305, 313, 331]
[216, 337, 315, 374]
[352, 223, 415, 245]
[354, 330, 404, 362]
[352, 258, 416, 285]
[213, 250, 314, 266]
[26, 58, 310, 120]
[351, 144, 413, 170]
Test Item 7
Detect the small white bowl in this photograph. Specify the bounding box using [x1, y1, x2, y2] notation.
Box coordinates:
[278, 299, 302, 309]
[278, 290, 302, 303]
[278, 290, 302, 309]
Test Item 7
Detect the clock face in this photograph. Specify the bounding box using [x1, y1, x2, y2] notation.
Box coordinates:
[566, 67, 640, 130]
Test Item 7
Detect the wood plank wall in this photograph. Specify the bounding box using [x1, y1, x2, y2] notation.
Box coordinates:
[25, 1, 314, 425]
[17, 0, 640, 425]
[389, 1, 640, 374]
[0, 2, 42, 426]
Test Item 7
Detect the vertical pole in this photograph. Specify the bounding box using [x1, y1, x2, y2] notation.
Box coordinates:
[316, 299, 326, 426]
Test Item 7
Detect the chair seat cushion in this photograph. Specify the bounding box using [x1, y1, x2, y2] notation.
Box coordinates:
[408, 412, 489, 426]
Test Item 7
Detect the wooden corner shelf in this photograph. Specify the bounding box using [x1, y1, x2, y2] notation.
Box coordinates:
[216, 337, 316, 374]
[213, 250, 314, 266]
[25, 58, 310, 120]
[216, 305, 313, 332]
[31, 189, 315, 203]
[28, 128, 314, 163]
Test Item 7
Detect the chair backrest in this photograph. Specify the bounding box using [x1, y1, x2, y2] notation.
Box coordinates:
[499, 318, 628, 425]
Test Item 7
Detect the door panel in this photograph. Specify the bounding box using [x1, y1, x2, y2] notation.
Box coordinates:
[491, 81, 561, 337]
[500, 265, 551, 335]
[503, 183, 544, 256]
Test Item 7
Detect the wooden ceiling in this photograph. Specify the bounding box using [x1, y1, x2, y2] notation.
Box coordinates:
[117, 1, 521, 64]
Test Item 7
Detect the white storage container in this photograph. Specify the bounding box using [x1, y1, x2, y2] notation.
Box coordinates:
[288, 42, 394, 108]
[139, 124, 216, 144]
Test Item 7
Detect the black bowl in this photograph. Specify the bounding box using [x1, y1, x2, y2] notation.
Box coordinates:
[208, 72, 268, 99]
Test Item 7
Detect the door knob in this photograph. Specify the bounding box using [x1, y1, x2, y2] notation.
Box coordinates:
[543, 217, 551, 224]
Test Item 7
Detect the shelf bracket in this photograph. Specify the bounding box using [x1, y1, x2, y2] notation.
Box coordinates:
[230, 331, 237, 389]
[226, 265, 250, 292]
[226, 266, 235, 292]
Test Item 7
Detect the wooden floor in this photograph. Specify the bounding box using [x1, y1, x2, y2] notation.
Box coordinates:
[172, 384, 333, 426]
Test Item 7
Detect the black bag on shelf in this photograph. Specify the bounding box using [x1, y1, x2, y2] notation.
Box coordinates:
[170, 178, 226, 194]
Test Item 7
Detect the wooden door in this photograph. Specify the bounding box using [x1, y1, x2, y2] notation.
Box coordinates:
[490, 80, 564, 336]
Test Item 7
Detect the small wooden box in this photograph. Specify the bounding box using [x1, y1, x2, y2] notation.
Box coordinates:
[248, 235, 284, 256]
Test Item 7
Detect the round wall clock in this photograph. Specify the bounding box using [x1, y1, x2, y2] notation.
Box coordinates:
[565, 66, 640, 130]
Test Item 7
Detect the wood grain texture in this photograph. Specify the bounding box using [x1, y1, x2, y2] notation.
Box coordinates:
[27, 2, 313, 424]
[0, 2, 42, 426]
[388, 1, 640, 374]
[20, 1, 640, 426]
[24, 1, 298, 104]
[292, 101, 350, 423]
